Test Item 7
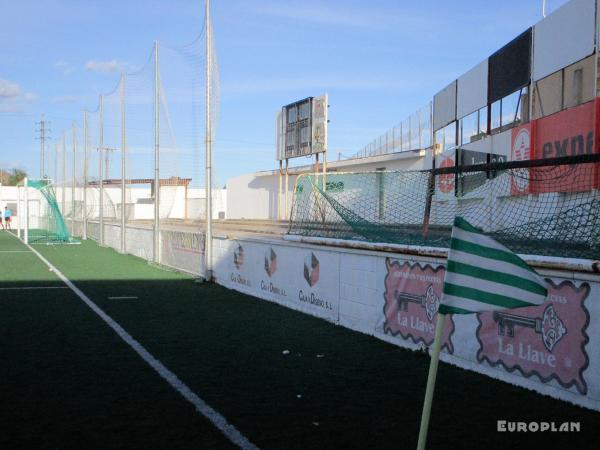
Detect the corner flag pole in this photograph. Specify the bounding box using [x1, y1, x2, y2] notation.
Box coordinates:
[417, 312, 446, 450]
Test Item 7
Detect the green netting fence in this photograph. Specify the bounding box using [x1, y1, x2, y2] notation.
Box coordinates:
[288, 155, 600, 260]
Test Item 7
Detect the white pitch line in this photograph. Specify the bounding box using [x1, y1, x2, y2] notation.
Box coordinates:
[11, 233, 259, 450]
[0, 250, 31, 253]
[108, 296, 138, 300]
[0, 286, 69, 291]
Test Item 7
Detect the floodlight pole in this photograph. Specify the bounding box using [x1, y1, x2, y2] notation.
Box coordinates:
[83, 111, 88, 240]
[154, 41, 161, 264]
[120, 73, 126, 254]
[204, 0, 214, 281]
[99, 94, 104, 246]
[24, 177, 29, 245]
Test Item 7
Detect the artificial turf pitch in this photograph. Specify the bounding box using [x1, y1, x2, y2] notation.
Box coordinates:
[1, 230, 599, 449]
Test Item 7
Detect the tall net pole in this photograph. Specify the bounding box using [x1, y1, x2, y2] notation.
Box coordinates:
[204, 0, 213, 280]
[154, 41, 160, 263]
[62, 135, 66, 216]
[24, 177, 29, 245]
[72, 122, 76, 235]
[17, 183, 21, 239]
[83, 111, 88, 240]
[99, 94, 104, 246]
[121, 73, 127, 254]
[54, 143, 58, 196]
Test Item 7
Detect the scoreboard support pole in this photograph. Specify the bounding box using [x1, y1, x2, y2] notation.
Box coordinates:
[278, 160, 283, 220]
[322, 148, 327, 191]
[285, 159, 289, 220]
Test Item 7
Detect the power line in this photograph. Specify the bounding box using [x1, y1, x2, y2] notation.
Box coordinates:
[35, 115, 51, 178]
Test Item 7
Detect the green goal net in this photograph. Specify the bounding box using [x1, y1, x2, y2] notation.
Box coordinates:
[24, 180, 76, 244]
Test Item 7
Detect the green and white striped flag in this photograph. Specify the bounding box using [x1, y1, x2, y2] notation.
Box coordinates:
[439, 217, 548, 315]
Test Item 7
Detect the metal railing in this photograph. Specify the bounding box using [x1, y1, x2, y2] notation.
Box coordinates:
[352, 102, 433, 159]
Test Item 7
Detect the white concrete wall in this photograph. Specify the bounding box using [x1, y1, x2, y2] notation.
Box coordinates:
[50, 185, 227, 221]
[0, 185, 24, 228]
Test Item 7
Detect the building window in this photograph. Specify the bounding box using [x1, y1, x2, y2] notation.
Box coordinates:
[490, 100, 501, 131]
[501, 88, 523, 129]
[434, 121, 457, 153]
[478, 106, 488, 135]
[460, 110, 478, 146]
[491, 87, 527, 133]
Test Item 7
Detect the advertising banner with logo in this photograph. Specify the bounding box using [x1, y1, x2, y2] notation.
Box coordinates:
[370, 252, 599, 408]
[219, 240, 340, 323]
[533, 99, 597, 193]
[435, 149, 456, 199]
[376, 258, 455, 353]
[456, 148, 491, 197]
[510, 123, 532, 195]
[476, 279, 590, 395]
[225, 241, 256, 296]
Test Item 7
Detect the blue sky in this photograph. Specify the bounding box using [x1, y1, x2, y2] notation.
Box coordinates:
[0, 0, 569, 185]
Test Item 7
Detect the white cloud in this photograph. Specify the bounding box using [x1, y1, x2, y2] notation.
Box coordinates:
[0, 78, 36, 112]
[85, 59, 121, 73]
[54, 60, 75, 75]
[0, 78, 22, 98]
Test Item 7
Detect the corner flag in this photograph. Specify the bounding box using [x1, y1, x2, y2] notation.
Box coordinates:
[417, 216, 549, 450]
[439, 216, 548, 314]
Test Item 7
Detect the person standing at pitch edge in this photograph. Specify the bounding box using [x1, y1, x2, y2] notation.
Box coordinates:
[3, 206, 12, 230]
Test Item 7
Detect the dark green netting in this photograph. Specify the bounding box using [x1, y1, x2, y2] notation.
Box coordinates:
[288, 161, 600, 260]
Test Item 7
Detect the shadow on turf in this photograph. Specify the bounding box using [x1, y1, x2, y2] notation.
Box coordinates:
[2, 277, 599, 450]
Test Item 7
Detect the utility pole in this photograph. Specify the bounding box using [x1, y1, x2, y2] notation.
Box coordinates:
[104, 147, 116, 180]
[36, 115, 51, 178]
[204, 0, 214, 281]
